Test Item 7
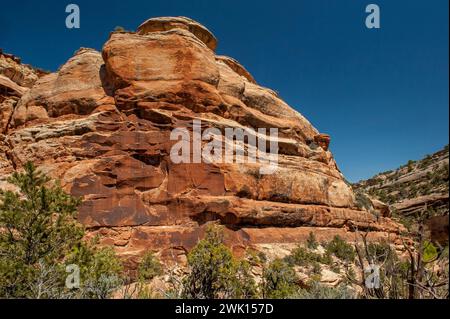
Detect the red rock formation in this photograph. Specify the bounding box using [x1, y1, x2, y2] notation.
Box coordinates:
[314, 134, 331, 152]
[0, 17, 406, 263]
[1, 50, 45, 181]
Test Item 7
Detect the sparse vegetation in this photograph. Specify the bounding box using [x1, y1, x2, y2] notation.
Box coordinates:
[325, 236, 356, 263]
[138, 252, 163, 281]
[262, 259, 297, 298]
[353, 145, 449, 234]
[285, 246, 323, 267]
[1, 163, 448, 299]
[181, 225, 257, 299]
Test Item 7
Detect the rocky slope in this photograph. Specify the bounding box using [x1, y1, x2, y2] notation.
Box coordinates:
[353, 146, 449, 244]
[0, 17, 405, 265]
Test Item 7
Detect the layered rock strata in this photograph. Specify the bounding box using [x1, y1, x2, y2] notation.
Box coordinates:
[0, 17, 405, 263]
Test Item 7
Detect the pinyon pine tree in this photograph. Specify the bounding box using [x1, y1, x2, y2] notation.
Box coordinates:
[0, 162, 123, 298]
[182, 224, 257, 299]
[0, 162, 83, 297]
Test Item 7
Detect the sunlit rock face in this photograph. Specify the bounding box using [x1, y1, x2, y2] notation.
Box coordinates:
[0, 17, 404, 264]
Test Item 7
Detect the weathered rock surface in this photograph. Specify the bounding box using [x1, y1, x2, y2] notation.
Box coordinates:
[0, 17, 406, 263]
[0, 50, 42, 88]
[11, 48, 113, 127]
[1, 50, 45, 182]
[137, 16, 218, 51]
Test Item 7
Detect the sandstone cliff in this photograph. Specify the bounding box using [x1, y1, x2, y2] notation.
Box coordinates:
[0, 17, 405, 264]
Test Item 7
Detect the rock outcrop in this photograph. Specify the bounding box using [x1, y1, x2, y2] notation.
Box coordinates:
[0, 17, 405, 264]
[1, 50, 46, 183]
[354, 145, 449, 245]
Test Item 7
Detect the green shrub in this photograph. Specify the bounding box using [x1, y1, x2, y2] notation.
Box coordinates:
[246, 249, 267, 266]
[422, 241, 438, 263]
[325, 236, 356, 263]
[138, 252, 163, 281]
[330, 263, 341, 274]
[182, 225, 257, 299]
[67, 241, 123, 299]
[367, 241, 392, 263]
[312, 262, 322, 275]
[233, 260, 258, 299]
[262, 259, 297, 299]
[285, 246, 322, 267]
[320, 251, 333, 265]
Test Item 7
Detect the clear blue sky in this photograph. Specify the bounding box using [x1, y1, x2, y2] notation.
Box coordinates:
[1, 0, 448, 182]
